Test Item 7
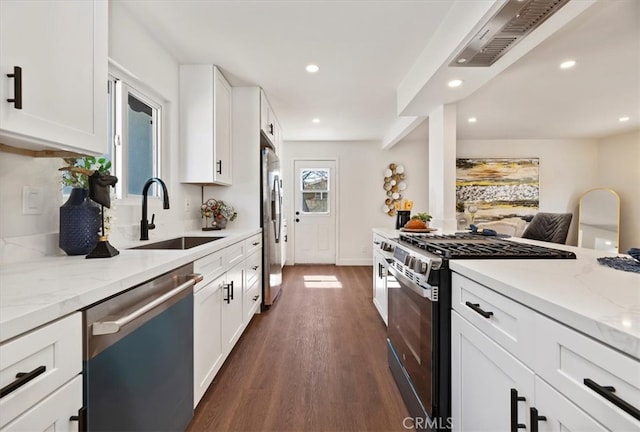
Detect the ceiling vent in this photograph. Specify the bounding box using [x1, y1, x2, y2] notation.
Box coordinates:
[450, 0, 570, 67]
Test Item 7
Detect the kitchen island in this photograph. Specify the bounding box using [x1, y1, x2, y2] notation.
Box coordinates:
[373, 227, 638, 430]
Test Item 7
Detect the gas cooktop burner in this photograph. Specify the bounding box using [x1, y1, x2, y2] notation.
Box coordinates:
[399, 233, 576, 259]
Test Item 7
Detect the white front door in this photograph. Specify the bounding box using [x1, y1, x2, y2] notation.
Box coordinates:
[293, 160, 336, 264]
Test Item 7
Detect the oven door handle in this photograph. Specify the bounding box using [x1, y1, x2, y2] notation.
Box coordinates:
[388, 264, 436, 301]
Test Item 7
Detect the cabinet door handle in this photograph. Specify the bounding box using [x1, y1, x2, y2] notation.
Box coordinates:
[530, 407, 547, 432]
[6, 66, 22, 109]
[465, 301, 494, 319]
[216, 160, 222, 174]
[70, 406, 87, 432]
[510, 388, 526, 432]
[223, 283, 231, 304]
[0, 365, 46, 398]
[230, 280, 234, 300]
[252, 241, 260, 246]
[584, 378, 640, 420]
[253, 295, 260, 302]
[251, 265, 259, 270]
[269, 123, 274, 135]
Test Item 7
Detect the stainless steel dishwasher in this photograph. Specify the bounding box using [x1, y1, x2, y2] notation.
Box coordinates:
[83, 263, 202, 432]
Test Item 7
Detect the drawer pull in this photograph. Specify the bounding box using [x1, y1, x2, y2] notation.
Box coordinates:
[530, 407, 547, 432]
[253, 295, 260, 301]
[465, 301, 494, 319]
[0, 365, 46, 398]
[510, 388, 526, 431]
[252, 241, 260, 246]
[251, 265, 259, 270]
[584, 378, 640, 420]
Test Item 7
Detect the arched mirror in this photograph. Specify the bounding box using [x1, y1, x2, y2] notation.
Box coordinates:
[578, 188, 620, 252]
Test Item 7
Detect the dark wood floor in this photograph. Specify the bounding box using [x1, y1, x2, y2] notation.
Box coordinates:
[187, 265, 410, 432]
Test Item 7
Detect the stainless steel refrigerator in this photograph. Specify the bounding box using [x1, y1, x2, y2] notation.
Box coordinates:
[261, 146, 283, 307]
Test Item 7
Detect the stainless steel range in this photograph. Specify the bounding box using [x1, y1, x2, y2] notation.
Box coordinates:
[386, 234, 575, 431]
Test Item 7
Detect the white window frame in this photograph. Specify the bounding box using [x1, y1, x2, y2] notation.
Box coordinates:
[108, 65, 164, 202]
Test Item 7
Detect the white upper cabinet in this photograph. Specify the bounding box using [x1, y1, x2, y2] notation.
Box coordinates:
[259, 89, 282, 155]
[180, 65, 233, 185]
[0, 0, 108, 155]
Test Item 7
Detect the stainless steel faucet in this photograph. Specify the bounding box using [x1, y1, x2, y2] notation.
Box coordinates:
[140, 177, 170, 240]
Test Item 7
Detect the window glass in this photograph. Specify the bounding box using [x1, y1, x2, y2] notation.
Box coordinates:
[127, 94, 155, 195]
[301, 169, 329, 213]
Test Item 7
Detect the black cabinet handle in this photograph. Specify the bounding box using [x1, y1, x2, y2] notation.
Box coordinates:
[253, 295, 259, 302]
[295, 218, 300, 223]
[230, 280, 234, 300]
[510, 388, 526, 432]
[70, 406, 87, 432]
[0, 365, 46, 398]
[223, 283, 231, 304]
[6, 66, 22, 109]
[269, 123, 274, 135]
[251, 265, 259, 270]
[252, 241, 260, 246]
[295, 211, 300, 215]
[465, 301, 494, 319]
[584, 378, 640, 420]
[216, 160, 223, 174]
[530, 407, 547, 432]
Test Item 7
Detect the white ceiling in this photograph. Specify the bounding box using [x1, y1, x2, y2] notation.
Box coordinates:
[119, 0, 640, 143]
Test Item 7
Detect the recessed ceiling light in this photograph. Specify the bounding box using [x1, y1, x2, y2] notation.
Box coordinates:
[448, 79, 463, 88]
[468, 117, 477, 123]
[312, 118, 320, 123]
[560, 60, 576, 69]
[305, 64, 319, 73]
[619, 116, 630, 122]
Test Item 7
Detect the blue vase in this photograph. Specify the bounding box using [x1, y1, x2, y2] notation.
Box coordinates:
[59, 188, 100, 255]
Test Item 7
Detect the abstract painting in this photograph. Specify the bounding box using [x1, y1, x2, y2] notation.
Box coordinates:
[456, 158, 539, 222]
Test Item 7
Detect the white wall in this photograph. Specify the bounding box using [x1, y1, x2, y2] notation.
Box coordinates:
[596, 130, 640, 253]
[457, 138, 600, 245]
[283, 121, 429, 265]
[108, 2, 201, 243]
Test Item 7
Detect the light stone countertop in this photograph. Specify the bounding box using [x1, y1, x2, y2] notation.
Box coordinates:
[0, 228, 261, 343]
[372, 228, 640, 359]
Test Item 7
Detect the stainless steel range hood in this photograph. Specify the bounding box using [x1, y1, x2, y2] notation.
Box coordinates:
[450, 0, 570, 67]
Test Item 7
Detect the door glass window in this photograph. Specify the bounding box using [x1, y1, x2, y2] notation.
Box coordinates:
[301, 169, 329, 213]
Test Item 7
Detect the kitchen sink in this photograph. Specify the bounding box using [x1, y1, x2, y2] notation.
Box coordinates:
[130, 236, 223, 250]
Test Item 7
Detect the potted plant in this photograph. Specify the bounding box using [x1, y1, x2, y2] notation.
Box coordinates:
[201, 199, 237, 230]
[59, 157, 112, 255]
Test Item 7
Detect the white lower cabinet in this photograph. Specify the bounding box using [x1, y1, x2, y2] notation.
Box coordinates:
[372, 251, 388, 325]
[0, 313, 82, 431]
[193, 236, 263, 407]
[1, 375, 82, 432]
[451, 311, 534, 432]
[452, 272, 640, 432]
[193, 273, 225, 406]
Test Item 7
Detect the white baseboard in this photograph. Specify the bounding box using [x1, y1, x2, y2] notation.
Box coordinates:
[336, 258, 373, 266]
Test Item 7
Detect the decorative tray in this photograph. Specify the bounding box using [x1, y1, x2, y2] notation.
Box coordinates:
[400, 227, 438, 233]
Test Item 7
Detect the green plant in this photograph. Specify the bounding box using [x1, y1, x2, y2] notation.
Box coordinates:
[411, 212, 432, 222]
[61, 156, 112, 189]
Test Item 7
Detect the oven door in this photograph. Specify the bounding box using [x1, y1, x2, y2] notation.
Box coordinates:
[387, 263, 437, 421]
